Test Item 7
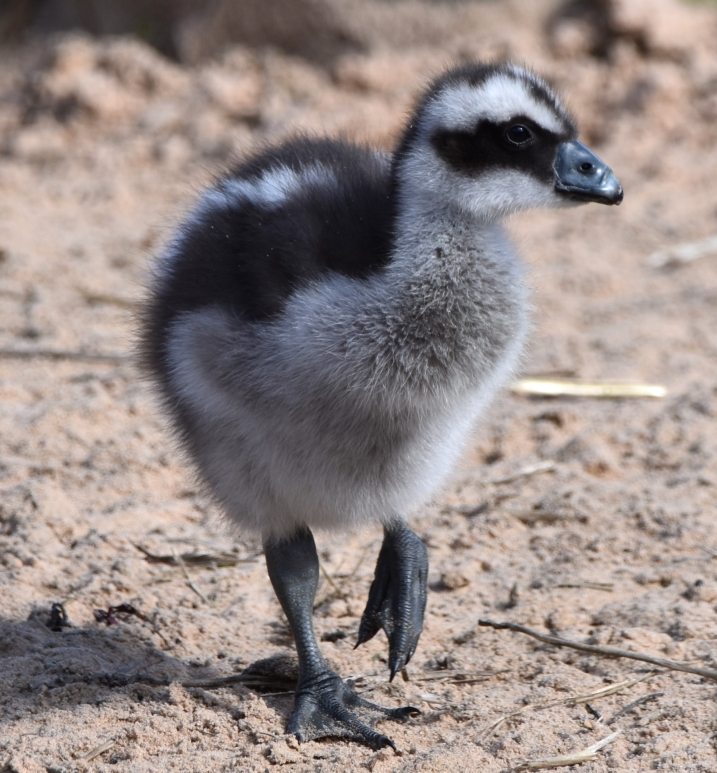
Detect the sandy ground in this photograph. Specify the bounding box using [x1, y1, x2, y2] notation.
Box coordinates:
[2, 0, 717, 770]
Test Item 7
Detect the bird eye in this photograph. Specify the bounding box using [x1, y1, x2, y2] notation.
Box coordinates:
[505, 124, 533, 146]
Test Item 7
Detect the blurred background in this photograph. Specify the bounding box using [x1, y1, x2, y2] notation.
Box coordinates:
[2, 2, 717, 771]
[2, 0, 716, 155]
[1, 0, 715, 368]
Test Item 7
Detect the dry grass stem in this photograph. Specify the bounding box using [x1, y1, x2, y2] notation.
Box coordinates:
[556, 582, 614, 591]
[700, 546, 717, 558]
[343, 542, 374, 583]
[80, 738, 117, 762]
[315, 544, 374, 606]
[352, 669, 504, 691]
[172, 549, 210, 605]
[514, 729, 623, 771]
[416, 692, 443, 706]
[133, 542, 254, 567]
[647, 234, 717, 268]
[478, 619, 717, 680]
[0, 347, 128, 363]
[68, 665, 498, 697]
[485, 460, 557, 485]
[319, 561, 347, 598]
[476, 675, 653, 743]
[511, 378, 667, 399]
[416, 670, 504, 685]
[606, 692, 664, 725]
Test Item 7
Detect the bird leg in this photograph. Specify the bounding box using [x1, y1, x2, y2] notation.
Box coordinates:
[264, 527, 419, 750]
[356, 519, 428, 680]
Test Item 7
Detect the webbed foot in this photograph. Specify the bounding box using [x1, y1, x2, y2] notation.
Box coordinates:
[290, 671, 419, 749]
[356, 520, 428, 680]
[264, 526, 421, 749]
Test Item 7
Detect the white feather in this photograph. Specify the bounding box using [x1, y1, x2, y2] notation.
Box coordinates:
[424, 73, 566, 135]
[201, 164, 337, 212]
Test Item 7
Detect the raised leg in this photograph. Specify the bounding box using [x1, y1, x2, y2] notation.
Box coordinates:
[356, 519, 428, 680]
[264, 527, 419, 749]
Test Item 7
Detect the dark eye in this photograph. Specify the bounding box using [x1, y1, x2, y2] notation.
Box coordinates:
[504, 124, 533, 146]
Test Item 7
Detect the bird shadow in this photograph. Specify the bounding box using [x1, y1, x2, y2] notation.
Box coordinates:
[0, 605, 298, 729]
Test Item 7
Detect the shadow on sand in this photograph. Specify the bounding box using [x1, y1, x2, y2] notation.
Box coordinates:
[0, 606, 298, 729]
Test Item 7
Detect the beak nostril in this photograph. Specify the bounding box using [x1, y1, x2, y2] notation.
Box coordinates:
[555, 141, 621, 204]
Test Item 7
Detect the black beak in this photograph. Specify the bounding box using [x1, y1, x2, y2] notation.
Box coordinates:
[554, 141, 623, 205]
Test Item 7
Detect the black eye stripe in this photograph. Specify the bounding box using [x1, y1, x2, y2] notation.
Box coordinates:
[430, 117, 574, 184]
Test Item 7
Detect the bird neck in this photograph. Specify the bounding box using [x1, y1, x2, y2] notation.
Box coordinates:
[388, 146, 511, 262]
[389, 158, 511, 274]
[362, 170, 529, 397]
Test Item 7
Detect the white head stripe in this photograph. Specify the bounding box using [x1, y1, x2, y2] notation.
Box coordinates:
[425, 74, 565, 135]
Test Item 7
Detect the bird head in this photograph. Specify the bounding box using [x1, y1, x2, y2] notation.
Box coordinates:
[395, 63, 623, 222]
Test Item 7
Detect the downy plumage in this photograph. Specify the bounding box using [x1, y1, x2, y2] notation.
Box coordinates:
[140, 62, 623, 749]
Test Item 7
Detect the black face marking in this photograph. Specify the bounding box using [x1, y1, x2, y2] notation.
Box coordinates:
[392, 62, 578, 186]
[143, 62, 580, 407]
[430, 116, 572, 184]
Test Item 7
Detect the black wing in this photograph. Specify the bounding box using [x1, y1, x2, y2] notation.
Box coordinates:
[141, 136, 395, 381]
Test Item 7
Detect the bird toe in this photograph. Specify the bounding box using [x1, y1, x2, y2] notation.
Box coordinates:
[288, 674, 419, 750]
[356, 522, 428, 680]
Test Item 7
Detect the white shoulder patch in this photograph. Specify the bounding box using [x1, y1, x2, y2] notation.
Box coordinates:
[200, 164, 338, 212]
[426, 73, 565, 135]
[156, 163, 339, 280]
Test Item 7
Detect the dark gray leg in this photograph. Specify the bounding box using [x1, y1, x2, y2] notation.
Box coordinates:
[356, 519, 428, 680]
[264, 527, 419, 749]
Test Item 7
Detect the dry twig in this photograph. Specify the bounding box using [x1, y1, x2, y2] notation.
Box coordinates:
[556, 582, 614, 592]
[478, 619, 717, 681]
[476, 675, 652, 743]
[315, 543, 374, 606]
[647, 234, 717, 268]
[319, 561, 347, 599]
[415, 670, 504, 685]
[511, 378, 667, 399]
[81, 738, 117, 762]
[343, 542, 373, 583]
[515, 730, 622, 771]
[606, 692, 664, 725]
[132, 542, 255, 567]
[173, 549, 210, 605]
[485, 460, 556, 485]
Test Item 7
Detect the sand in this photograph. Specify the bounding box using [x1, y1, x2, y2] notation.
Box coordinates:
[1, 0, 717, 770]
